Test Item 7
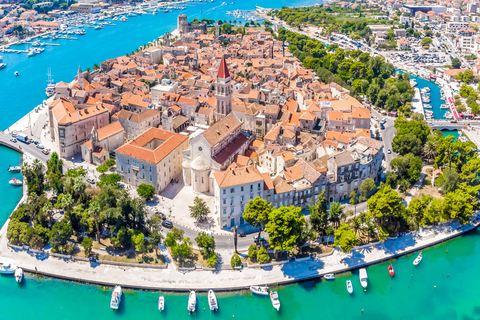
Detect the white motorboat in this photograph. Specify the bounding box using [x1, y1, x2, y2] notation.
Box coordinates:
[413, 252, 422, 266]
[14, 268, 23, 283]
[0, 62, 6, 70]
[250, 285, 269, 296]
[8, 166, 21, 173]
[324, 274, 335, 280]
[0, 261, 16, 274]
[440, 104, 449, 109]
[359, 268, 368, 289]
[110, 286, 122, 310]
[346, 280, 353, 294]
[423, 104, 432, 109]
[9, 178, 22, 186]
[208, 289, 218, 311]
[270, 291, 280, 311]
[14, 71, 19, 77]
[187, 291, 196, 313]
[45, 68, 55, 97]
[27, 49, 36, 57]
[158, 295, 164, 311]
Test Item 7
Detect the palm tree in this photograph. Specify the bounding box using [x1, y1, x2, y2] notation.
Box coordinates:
[423, 140, 437, 160]
[60, 193, 73, 219]
[351, 216, 361, 237]
[43, 201, 54, 225]
[329, 201, 343, 229]
[73, 177, 86, 198]
[88, 201, 102, 240]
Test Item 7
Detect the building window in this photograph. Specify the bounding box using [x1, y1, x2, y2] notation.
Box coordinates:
[241, 186, 244, 192]
[230, 188, 234, 194]
[150, 175, 152, 182]
[128, 168, 130, 174]
[223, 198, 226, 205]
[127, 160, 130, 165]
[150, 166, 152, 172]
[223, 189, 226, 195]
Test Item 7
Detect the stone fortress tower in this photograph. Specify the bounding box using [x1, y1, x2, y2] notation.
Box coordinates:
[177, 14, 188, 34]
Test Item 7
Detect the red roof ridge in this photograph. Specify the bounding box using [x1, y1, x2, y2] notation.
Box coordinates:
[217, 55, 230, 79]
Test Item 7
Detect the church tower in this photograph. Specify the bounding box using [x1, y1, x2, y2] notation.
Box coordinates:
[215, 55, 232, 121]
[77, 66, 84, 89]
[164, 32, 170, 47]
[215, 21, 220, 41]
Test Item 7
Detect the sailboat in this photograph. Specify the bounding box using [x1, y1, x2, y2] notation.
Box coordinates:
[45, 68, 55, 97]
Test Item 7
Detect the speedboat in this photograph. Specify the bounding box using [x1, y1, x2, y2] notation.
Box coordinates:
[388, 264, 394, 277]
[0, 261, 16, 274]
[110, 286, 122, 310]
[250, 285, 269, 296]
[9, 178, 22, 186]
[359, 268, 368, 289]
[27, 49, 36, 57]
[8, 166, 21, 173]
[346, 280, 353, 294]
[15, 268, 23, 283]
[413, 252, 422, 266]
[158, 295, 164, 311]
[324, 274, 335, 280]
[14, 71, 19, 77]
[208, 289, 218, 311]
[270, 291, 280, 311]
[440, 104, 449, 109]
[423, 104, 432, 109]
[0, 63, 6, 70]
[187, 290, 196, 313]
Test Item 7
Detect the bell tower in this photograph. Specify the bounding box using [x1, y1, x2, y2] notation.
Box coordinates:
[215, 55, 232, 121]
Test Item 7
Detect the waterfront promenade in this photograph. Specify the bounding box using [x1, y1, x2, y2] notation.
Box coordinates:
[0, 210, 477, 291]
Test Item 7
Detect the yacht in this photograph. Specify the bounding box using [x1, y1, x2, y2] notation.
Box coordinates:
[346, 280, 353, 294]
[31, 40, 41, 46]
[359, 268, 368, 289]
[250, 285, 269, 296]
[110, 286, 122, 310]
[208, 290, 218, 312]
[45, 69, 55, 97]
[113, 16, 119, 21]
[410, 79, 417, 87]
[9, 178, 22, 186]
[423, 87, 431, 92]
[27, 49, 37, 57]
[158, 295, 165, 311]
[440, 104, 449, 109]
[0, 62, 6, 70]
[120, 16, 128, 21]
[0, 261, 16, 274]
[413, 252, 423, 266]
[423, 104, 432, 109]
[324, 274, 335, 280]
[187, 291, 196, 313]
[14, 71, 19, 77]
[8, 166, 21, 173]
[14, 268, 23, 283]
[270, 291, 280, 311]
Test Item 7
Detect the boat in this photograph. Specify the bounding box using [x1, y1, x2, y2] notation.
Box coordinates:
[423, 87, 431, 92]
[0, 62, 6, 70]
[27, 49, 37, 57]
[270, 291, 280, 311]
[423, 104, 432, 109]
[158, 295, 164, 311]
[0, 261, 16, 274]
[346, 280, 353, 294]
[187, 290, 196, 313]
[208, 289, 218, 311]
[359, 268, 368, 289]
[110, 286, 122, 310]
[14, 268, 23, 283]
[410, 79, 417, 87]
[120, 16, 128, 21]
[9, 178, 22, 186]
[250, 285, 269, 296]
[413, 252, 422, 266]
[8, 165, 21, 173]
[324, 274, 335, 280]
[14, 71, 19, 76]
[388, 264, 394, 277]
[45, 68, 55, 97]
[440, 104, 449, 109]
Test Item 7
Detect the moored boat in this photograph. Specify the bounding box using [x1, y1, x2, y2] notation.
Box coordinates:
[388, 264, 394, 277]
[346, 280, 353, 294]
[14, 268, 23, 283]
[158, 295, 164, 311]
[359, 268, 368, 289]
[0, 261, 16, 274]
[413, 252, 422, 266]
[9, 178, 22, 186]
[8, 166, 21, 173]
[324, 274, 335, 280]
[14, 71, 19, 76]
[250, 285, 269, 296]
[269, 290, 280, 311]
[110, 286, 122, 310]
[187, 290, 196, 313]
[208, 289, 218, 311]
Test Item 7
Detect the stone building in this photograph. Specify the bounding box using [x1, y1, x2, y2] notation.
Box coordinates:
[81, 121, 125, 165]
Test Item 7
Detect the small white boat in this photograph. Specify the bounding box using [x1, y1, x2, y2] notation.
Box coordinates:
[158, 295, 164, 311]
[9, 178, 22, 186]
[413, 252, 422, 266]
[269, 290, 280, 311]
[0, 261, 16, 274]
[14, 71, 19, 76]
[324, 274, 335, 280]
[187, 290, 196, 313]
[250, 285, 269, 296]
[14, 268, 23, 283]
[208, 289, 218, 311]
[110, 286, 122, 310]
[359, 268, 368, 289]
[346, 280, 353, 294]
[8, 166, 21, 173]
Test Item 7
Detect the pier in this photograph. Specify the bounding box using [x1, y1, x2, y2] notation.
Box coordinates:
[22, 42, 61, 47]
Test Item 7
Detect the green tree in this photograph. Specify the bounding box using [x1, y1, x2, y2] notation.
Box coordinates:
[81, 237, 93, 256]
[390, 153, 423, 183]
[329, 201, 343, 229]
[88, 200, 102, 240]
[308, 190, 329, 239]
[367, 184, 404, 235]
[149, 230, 162, 254]
[50, 221, 73, 249]
[248, 244, 258, 261]
[189, 196, 211, 222]
[421, 37, 432, 46]
[231, 254, 242, 268]
[265, 206, 305, 253]
[96, 165, 109, 175]
[359, 178, 376, 202]
[333, 223, 358, 253]
[133, 233, 146, 253]
[195, 232, 216, 256]
[257, 245, 271, 264]
[452, 58, 461, 69]
[171, 237, 192, 260]
[243, 196, 272, 240]
[105, 159, 116, 167]
[137, 183, 156, 201]
[349, 190, 358, 213]
[438, 167, 458, 194]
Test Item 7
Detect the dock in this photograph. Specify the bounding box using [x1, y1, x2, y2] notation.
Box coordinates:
[412, 87, 424, 117]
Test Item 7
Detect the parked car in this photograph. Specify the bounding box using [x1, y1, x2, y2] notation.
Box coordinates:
[36, 144, 44, 149]
[42, 149, 50, 155]
[162, 220, 173, 229]
[156, 212, 167, 220]
[10, 138, 17, 143]
[387, 148, 392, 154]
[86, 177, 95, 184]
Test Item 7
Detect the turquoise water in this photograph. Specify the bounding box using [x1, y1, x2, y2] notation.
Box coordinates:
[442, 129, 460, 140]
[410, 76, 446, 120]
[0, 2, 480, 318]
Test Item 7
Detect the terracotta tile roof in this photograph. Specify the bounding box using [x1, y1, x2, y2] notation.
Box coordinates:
[213, 164, 263, 188]
[116, 128, 188, 164]
[284, 165, 303, 182]
[97, 121, 124, 141]
[202, 113, 242, 147]
[217, 55, 230, 79]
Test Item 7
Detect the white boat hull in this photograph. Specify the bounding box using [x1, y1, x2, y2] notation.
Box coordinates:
[250, 286, 269, 296]
[346, 280, 353, 294]
[187, 291, 196, 313]
[158, 296, 164, 311]
[208, 290, 218, 311]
